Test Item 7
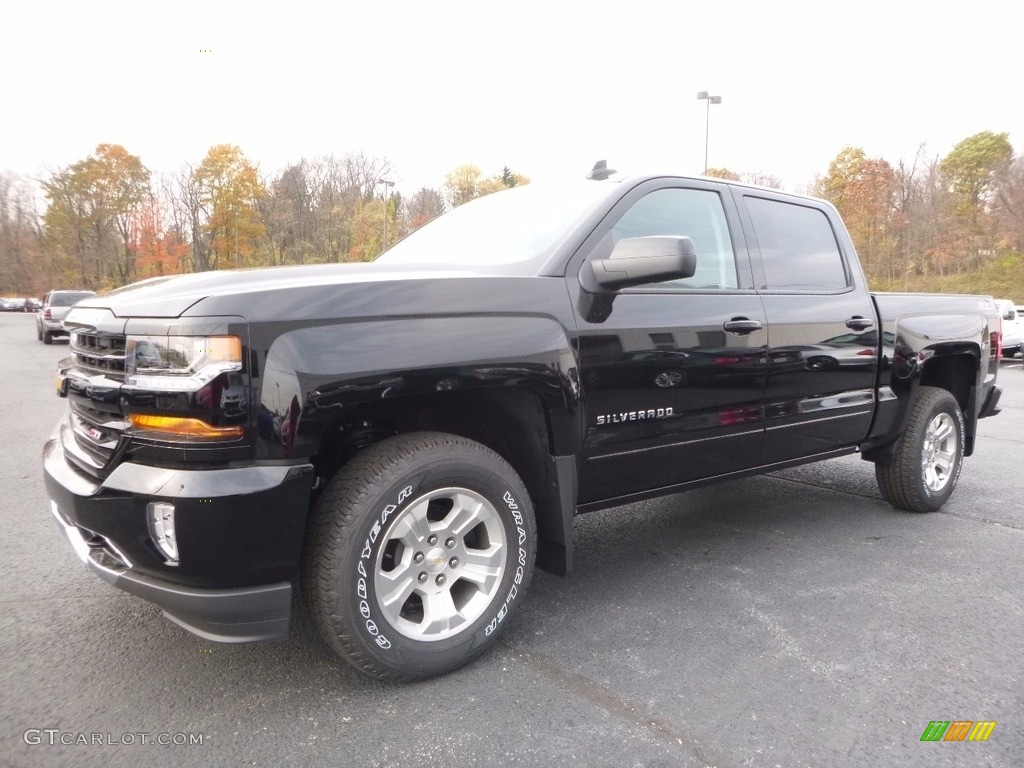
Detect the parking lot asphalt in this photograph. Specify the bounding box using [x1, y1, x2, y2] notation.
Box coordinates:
[1, 311, 1021, 768]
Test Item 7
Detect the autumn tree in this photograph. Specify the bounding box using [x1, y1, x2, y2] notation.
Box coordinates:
[291, 153, 394, 263]
[444, 165, 483, 207]
[704, 167, 741, 181]
[92, 144, 150, 283]
[0, 172, 46, 294]
[347, 199, 385, 261]
[134, 197, 189, 278]
[816, 147, 897, 280]
[405, 187, 446, 231]
[42, 144, 151, 288]
[263, 161, 317, 265]
[993, 154, 1024, 254]
[382, 188, 401, 251]
[444, 165, 530, 207]
[939, 131, 1013, 214]
[160, 166, 209, 272]
[743, 171, 782, 189]
[194, 145, 266, 270]
[42, 167, 95, 286]
[938, 131, 1014, 271]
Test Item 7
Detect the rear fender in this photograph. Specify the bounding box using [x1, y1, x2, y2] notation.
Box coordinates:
[861, 314, 984, 460]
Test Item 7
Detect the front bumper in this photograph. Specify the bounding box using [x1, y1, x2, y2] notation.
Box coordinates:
[50, 500, 292, 642]
[43, 435, 314, 643]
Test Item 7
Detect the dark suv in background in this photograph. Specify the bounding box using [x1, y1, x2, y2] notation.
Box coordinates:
[37, 290, 95, 344]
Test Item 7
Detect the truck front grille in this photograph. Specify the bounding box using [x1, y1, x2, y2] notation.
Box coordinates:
[64, 331, 128, 477]
[71, 330, 127, 382]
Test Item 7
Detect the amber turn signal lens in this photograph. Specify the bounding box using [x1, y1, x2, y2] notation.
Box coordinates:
[203, 336, 243, 364]
[129, 414, 244, 439]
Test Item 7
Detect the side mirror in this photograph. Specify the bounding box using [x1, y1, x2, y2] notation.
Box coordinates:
[590, 236, 697, 290]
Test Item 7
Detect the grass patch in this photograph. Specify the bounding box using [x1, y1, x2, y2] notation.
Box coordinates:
[869, 253, 1024, 302]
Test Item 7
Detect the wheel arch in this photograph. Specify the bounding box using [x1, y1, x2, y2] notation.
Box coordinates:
[862, 348, 980, 461]
[309, 386, 577, 577]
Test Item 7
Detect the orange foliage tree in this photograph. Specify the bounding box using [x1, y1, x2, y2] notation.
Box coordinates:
[133, 199, 189, 278]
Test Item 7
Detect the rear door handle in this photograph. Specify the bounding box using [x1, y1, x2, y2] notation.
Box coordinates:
[723, 318, 763, 335]
[846, 316, 874, 331]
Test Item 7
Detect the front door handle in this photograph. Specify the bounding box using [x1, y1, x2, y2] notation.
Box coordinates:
[723, 318, 763, 335]
[846, 316, 874, 331]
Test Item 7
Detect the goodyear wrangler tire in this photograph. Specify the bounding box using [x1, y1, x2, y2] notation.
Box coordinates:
[875, 386, 965, 513]
[303, 431, 537, 681]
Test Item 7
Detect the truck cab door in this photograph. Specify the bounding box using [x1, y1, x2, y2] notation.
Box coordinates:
[735, 189, 878, 462]
[568, 179, 768, 505]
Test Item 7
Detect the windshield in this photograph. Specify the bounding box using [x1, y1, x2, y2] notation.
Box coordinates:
[377, 182, 616, 274]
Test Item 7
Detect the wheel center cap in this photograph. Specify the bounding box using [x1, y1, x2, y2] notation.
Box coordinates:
[425, 547, 448, 574]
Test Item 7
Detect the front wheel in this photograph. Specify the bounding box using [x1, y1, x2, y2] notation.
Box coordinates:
[875, 386, 965, 512]
[303, 432, 537, 681]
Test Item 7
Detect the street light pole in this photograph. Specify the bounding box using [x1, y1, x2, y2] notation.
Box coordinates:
[696, 91, 722, 174]
[377, 179, 395, 254]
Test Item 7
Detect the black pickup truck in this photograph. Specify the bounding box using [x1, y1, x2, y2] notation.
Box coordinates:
[44, 170, 1003, 681]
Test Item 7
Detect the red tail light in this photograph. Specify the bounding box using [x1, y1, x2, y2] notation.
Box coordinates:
[993, 311, 1002, 361]
[43, 308, 52, 320]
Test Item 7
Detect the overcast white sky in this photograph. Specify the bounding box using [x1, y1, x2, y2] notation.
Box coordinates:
[1, 1, 1020, 198]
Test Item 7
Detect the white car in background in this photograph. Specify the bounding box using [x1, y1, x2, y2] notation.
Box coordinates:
[995, 299, 1023, 357]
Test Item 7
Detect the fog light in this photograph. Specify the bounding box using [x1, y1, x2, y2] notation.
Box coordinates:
[147, 502, 179, 564]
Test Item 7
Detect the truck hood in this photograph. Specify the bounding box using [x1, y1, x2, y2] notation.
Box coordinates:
[75, 262, 479, 318]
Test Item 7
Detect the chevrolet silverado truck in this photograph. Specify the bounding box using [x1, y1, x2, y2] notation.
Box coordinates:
[44, 170, 1003, 681]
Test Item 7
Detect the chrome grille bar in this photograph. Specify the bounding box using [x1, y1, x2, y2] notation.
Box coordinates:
[70, 330, 127, 381]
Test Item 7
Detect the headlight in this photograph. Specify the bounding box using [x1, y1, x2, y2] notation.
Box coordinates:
[123, 334, 247, 441]
[125, 335, 242, 391]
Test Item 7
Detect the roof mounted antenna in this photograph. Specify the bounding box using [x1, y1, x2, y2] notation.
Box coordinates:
[587, 160, 617, 181]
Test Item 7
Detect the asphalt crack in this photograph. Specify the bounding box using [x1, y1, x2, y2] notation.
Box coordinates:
[500, 643, 729, 768]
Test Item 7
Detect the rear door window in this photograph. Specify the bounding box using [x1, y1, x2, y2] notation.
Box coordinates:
[744, 196, 849, 291]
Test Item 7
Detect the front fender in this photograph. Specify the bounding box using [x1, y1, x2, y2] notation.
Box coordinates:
[255, 315, 580, 460]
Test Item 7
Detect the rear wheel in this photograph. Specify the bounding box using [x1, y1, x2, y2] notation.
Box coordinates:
[303, 431, 537, 681]
[42, 330, 52, 345]
[875, 386, 964, 512]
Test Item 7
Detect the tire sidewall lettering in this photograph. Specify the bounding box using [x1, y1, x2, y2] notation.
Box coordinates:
[485, 490, 527, 637]
[353, 484, 414, 653]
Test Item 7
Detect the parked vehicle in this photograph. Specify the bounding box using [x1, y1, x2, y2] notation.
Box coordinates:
[44, 169, 1003, 682]
[1, 297, 31, 311]
[994, 299, 1023, 357]
[36, 290, 96, 344]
